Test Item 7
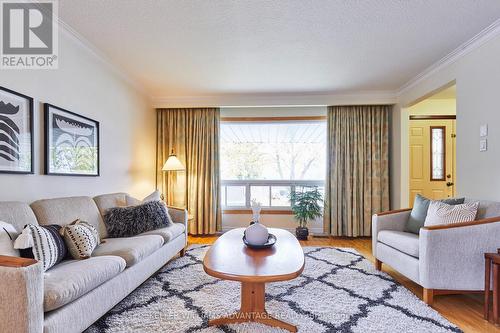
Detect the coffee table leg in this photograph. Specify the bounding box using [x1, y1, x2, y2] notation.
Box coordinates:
[208, 282, 297, 332]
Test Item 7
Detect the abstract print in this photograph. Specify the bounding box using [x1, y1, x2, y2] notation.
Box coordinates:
[0, 87, 33, 173]
[0, 101, 21, 162]
[46, 104, 99, 176]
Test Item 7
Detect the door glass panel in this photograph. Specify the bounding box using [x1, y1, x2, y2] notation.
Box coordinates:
[431, 127, 445, 180]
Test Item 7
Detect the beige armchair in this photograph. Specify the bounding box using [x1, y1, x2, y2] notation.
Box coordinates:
[372, 199, 500, 305]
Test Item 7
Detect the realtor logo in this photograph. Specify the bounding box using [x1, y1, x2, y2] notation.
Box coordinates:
[1, 0, 58, 69]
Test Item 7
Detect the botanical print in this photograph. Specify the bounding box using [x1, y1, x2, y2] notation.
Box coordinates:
[46, 105, 99, 176]
[0, 87, 33, 173]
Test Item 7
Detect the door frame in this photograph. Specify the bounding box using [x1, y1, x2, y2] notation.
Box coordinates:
[408, 115, 456, 205]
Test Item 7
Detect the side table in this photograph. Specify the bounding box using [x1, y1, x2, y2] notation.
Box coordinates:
[484, 249, 500, 324]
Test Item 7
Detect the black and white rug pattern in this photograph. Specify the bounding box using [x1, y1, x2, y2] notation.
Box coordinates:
[86, 245, 461, 333]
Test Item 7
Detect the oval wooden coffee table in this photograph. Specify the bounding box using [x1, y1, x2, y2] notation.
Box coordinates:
[203, 227, 305, 332]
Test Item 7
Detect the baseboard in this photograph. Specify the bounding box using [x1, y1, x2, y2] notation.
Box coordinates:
[221, 226, 324, 235]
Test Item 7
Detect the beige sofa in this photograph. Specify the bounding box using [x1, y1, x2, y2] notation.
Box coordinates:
[0, 193, 188, 333]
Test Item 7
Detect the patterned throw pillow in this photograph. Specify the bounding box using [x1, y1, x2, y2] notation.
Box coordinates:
[60, 219, 101, 259]
[424, 201, 479, 227]
[104, 200, 172, 238]
[125, 190, 162, 206]
[405, 194, 465, 234]
[0, 221, 20, 257]
[14, 224, 67, 271]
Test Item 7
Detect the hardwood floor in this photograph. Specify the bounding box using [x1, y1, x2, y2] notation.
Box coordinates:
[188, 235, 500, 333]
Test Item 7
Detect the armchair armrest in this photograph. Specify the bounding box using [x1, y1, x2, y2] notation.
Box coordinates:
[419, 216, 500, 290]
[421, 215, 500, 230]
[371, 208, 412, 257]
[0, 257, 43, 333]
[167, 206, 188, 245]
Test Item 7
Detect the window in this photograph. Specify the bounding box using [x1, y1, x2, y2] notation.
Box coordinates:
[430, 126, 445, 181]
[220, 119, 326, 209]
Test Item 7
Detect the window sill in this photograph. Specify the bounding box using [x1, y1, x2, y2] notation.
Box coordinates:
[222, 209, 294, 215]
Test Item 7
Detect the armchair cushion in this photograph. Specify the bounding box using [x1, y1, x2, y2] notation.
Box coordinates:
[424, 201, 478, 226]
[406, 194, 464, 234]
[377, 230, 419, 258]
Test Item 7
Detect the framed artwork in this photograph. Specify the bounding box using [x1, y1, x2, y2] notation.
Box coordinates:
[0, 86, 34, 174]
[44, 103, 100, 176]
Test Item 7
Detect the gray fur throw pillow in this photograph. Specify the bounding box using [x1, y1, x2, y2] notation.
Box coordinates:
[104, 201, 172, 238]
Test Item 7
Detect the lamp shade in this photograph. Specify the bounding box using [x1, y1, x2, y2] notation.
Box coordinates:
[162, 154, 185, 171]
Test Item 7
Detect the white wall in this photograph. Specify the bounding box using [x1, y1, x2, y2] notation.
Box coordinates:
[392, 33, 500, 206]
[392, 98, 456, 207]
[0, 31, 155, 202]
[221, 106, 326, 233]
[409, 98, 456, 116]
[221, 106, 327, 117]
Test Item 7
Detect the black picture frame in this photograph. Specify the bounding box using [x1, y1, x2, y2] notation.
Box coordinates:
[44, 103, 100, 176]
[0, 86, 34, 174]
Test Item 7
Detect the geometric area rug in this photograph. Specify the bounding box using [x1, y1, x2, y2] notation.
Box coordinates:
[86, 245, 461, 333]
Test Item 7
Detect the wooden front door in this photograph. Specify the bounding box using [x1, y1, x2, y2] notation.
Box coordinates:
[409, 119, 456, 206]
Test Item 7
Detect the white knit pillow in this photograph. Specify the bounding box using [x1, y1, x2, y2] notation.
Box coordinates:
[424, 200, 479, 227]
[0, 221, 19, 257]
[60, 219, 101, 259]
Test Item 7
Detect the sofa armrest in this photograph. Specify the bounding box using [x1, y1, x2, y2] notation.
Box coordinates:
[419, 217, 500, 290]
[168, 206, 188, 245]
[372, 208, 411, 257]
[0, 258, 43, 333]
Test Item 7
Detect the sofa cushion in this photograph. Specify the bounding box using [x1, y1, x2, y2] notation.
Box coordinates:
[467, 199, 500, 219]
[0, 201, 38, 232]
[103, 201, 172, 238]
[31, 196, 107, 239]
[0, 221, 19, 256]
[424, 201, 479, 227]
[15, 224, 67, 271]
[60, 220, 101, 259]
[93, 193, 128, 216]
[405, 194, 465, 234]
[377, 230, 419, 258]
[92, 235, 164, 267]
[140, 223, 185, 242]
[44, 255, 126, 312]
[93, 191, 162, 216]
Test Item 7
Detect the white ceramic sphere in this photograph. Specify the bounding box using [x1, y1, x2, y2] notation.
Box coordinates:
[245, 223, 269, 245]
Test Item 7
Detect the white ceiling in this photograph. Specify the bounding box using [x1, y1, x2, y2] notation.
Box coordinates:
[59, 1, 500, 99]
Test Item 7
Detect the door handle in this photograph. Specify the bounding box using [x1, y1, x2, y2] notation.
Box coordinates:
[446, 182, 454, 187]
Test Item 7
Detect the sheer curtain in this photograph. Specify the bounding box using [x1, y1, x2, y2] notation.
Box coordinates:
[156, 108, 221, 235]
[324, 105, 390, 237]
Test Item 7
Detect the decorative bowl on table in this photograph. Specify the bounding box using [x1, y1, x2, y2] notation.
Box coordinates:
[243, 233, 277, 249]
[243, 222, 276, 249]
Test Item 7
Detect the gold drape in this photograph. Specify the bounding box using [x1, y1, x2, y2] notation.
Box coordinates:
[156, 108, 221, 235]
[324, 105, 390, 237]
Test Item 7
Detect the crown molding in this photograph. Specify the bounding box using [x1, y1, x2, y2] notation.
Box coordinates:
[151, 91, 398, 108]
[55, 16, 150, 99]
[398, 18, 500, 96]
